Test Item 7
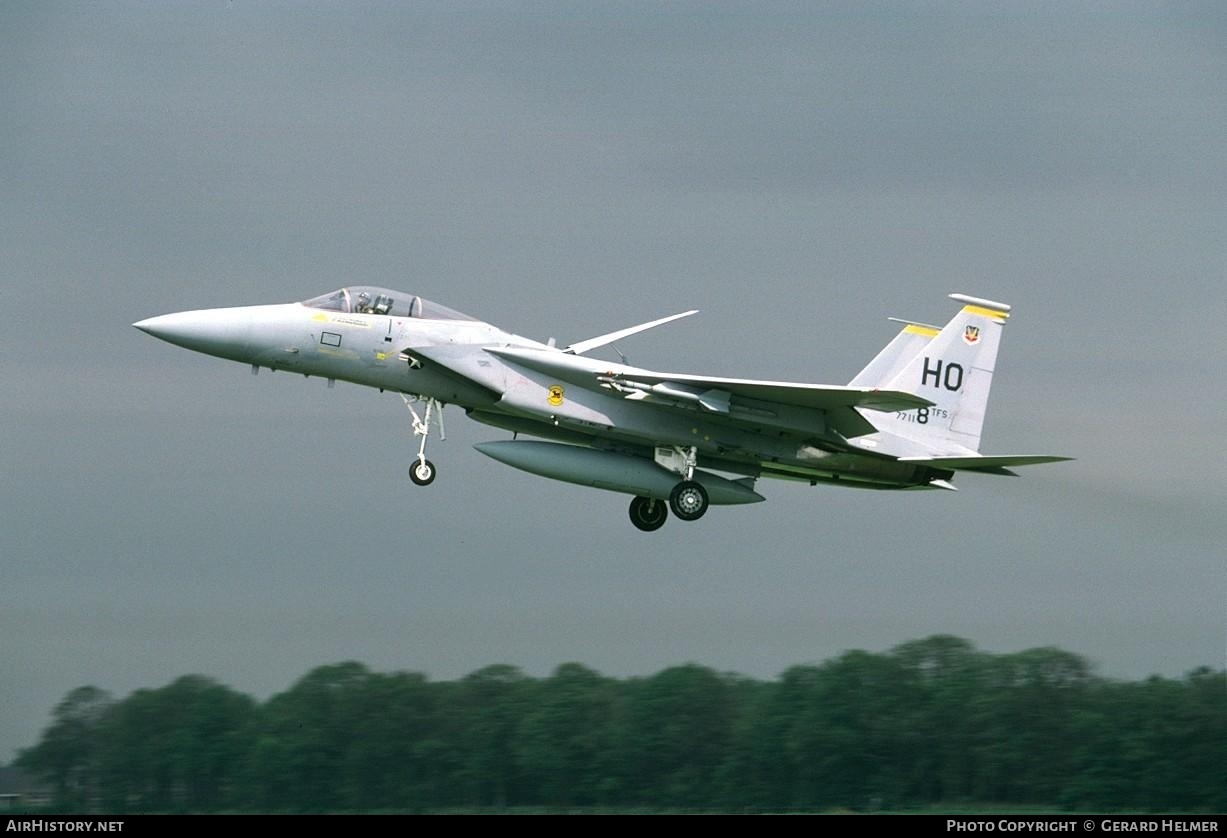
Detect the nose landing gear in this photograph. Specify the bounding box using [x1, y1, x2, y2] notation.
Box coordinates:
[410, 458, 436, 486]
[402, 394, 445, 486]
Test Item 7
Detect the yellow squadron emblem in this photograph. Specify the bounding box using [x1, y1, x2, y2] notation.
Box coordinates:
[547, 384, 565, 406]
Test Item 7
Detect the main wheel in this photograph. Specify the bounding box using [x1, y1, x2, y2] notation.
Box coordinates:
[668, 480, 708, 521]
[409, 458, 436, 486]
[628, 495, 668, 532]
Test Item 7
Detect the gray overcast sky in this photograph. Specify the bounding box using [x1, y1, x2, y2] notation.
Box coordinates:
[2, 2, 1224, 760]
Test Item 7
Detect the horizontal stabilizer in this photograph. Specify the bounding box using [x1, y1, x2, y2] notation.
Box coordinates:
[564, 310, 699, 355]
[901, 454, 1073, 472]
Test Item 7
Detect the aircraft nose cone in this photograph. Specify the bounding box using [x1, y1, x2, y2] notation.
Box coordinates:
[132, 308, 253, 360]
[132, 315, 168, 337]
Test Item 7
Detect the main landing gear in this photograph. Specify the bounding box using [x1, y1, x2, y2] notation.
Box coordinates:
[628, 496, 668, 532]
[626, 481, 709, 533]
[628, 446, 712, 531]
[668, 480, 708, 521]
[402, 394, 445, 486]
[660, 445, 709, 522]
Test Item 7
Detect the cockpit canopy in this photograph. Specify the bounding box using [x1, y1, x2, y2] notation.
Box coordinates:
[302, 287, 477, 321]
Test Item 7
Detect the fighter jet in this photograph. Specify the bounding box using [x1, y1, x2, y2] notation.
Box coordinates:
[134, 289, 1070, 531]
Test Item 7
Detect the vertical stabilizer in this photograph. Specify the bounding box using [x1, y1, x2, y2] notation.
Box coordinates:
[864, 294, 1011, 454]
[849, 318, 939, 387]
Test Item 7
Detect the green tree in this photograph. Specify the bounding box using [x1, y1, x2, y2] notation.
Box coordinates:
[775, 650, 910, 809]
[94, 676, 255, 812]
[513, 663, 623, 806]
[17, 686, 113, 810]
[890, 635, 988, 804]
[623, 664, 735, 808]
[17, 640, 1224, 813]
[337, 670, 440, 811]
[456, 664, 532, 807]
[975, 647, 1091, 803]
[244, 661, 372, 811]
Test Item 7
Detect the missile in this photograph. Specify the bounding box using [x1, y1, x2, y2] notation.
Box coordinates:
[473, 440, 765, 505]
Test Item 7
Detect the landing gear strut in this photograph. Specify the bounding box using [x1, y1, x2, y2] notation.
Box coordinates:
[654, 445, 710, 522]
[402, 394, 445, 486]
[628, 496, 668, 531]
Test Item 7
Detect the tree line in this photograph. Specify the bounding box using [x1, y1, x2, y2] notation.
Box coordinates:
[15, 636, 1225, 812]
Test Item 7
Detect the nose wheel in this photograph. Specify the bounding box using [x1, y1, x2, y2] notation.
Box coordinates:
[402, 394, 445, 486]
[410, 458, 436, 486]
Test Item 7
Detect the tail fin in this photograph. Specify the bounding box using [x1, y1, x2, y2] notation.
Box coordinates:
[849, 318, 939, 387]
[868, 294, 1011, 454]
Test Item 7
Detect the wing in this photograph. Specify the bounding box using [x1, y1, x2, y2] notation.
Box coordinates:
[485, 345, 932, 438]
[619, 371, 933, 413]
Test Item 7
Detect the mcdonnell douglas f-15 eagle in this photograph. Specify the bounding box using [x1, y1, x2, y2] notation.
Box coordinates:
[134, 290, 1070, 531]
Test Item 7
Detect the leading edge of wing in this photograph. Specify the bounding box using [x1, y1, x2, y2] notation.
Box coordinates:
[487, 346, 934, 413]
